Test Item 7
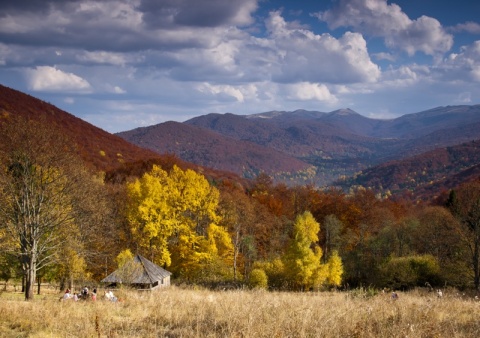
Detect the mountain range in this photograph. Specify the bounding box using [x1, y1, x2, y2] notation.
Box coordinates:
[117, 105, 480, 199]
[2, 83, 480, 201]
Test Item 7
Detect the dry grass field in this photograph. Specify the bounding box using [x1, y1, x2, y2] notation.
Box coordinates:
[0, 286, 479, 337]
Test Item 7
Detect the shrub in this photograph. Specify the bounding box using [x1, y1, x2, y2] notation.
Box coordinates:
[380, 255, 441, 290]
[248, 268, 268, 289]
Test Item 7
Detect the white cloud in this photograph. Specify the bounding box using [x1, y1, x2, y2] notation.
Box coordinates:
[437, 41, 480, 82]
[77, 51, 127, 66]
[372, 52, 396, 62]
[25, 66, 91, 92]
[197, 83, 246, 102]
[165, 37, 245, 82]
[285, 82, 337, 103]
[113, 86, 126, 94]
[317, 0, 453, 56]
[455, 92, 472, 103]
[450, 22, 480, 34]
[266, 11, 380, 84]
[378, 64, 428, 88]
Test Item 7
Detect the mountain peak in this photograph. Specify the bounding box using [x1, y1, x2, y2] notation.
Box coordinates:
[327, 108, 359, 117]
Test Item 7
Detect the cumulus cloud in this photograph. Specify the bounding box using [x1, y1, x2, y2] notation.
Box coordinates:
[25, 66, 91, 92]
[266, 11, 380, 84]
[284, 82, 337, 103]
[113, 86, 126, 94]
[450, 22, 480, 34]
[165, 38, 246, 82]
[380, 64, 428, 88]
[197, 83, 246, 102]
[438, 41, 480, 82]
[316, 0, 453, 56]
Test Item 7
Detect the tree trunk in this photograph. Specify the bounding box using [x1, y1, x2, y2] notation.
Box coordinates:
[233, 229, 239, 281]
[25, 270, 35, 300]
[474, 228, 479, 290]
[24, 256, 36, 301]
[37, 276, 41, 295]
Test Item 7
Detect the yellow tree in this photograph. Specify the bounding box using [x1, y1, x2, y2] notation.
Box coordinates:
[282, 211, 343, 290]
[326, 251, 343, 287]
[127, 165, 174, 266]
[126, 165, 233, 281]
[282, 211, 323, 290]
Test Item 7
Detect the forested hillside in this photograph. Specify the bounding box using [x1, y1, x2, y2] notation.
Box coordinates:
[2, 84, 480, 302]
[338, 140, 480, 200]
[116, 121, 313, 179]
[0, 84, 162, 171]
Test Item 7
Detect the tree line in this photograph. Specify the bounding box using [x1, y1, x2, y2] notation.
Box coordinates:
[1, 118, 480, 300]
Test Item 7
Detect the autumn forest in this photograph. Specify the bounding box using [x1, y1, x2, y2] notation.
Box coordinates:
[1, 86, 480, 302]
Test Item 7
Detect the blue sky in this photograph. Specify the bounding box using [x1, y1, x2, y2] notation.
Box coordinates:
[0, 0, 479, 132]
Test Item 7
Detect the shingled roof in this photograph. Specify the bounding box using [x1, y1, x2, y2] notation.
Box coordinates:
[101, 254, 171, 285]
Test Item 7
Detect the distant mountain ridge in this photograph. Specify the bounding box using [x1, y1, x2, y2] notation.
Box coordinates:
[118, 104, 480, 196]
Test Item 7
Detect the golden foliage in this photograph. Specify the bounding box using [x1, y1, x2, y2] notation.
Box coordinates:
[126, 165, 233, 281]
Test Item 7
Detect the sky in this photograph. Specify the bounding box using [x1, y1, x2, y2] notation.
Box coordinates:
[0, 0, 479, 133]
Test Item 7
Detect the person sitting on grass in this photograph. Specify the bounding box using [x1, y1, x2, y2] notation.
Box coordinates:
[61, 289, 72, 301]
[391, 291, 399, 300]
[104, 290, 118, 302]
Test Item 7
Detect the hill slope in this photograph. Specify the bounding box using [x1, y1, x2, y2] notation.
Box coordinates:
[337, 140, 480, 200]
[0, 84, 162, 172]
[116, 121, 313, 179]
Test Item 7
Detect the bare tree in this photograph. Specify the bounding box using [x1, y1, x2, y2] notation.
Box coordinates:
[0, 117, 88, 300]
[447, 184, 480, 290]
[218, 188, 255, 281]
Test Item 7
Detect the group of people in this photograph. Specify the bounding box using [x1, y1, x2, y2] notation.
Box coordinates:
[61, 286, 99, 302]
[61, 286, 119, 302]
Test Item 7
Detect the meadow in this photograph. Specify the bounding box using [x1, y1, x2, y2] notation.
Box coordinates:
[0, 286, 479, 337]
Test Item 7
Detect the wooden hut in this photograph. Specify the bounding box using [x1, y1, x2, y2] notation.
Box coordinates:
[101, 254, 171, 290]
